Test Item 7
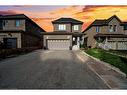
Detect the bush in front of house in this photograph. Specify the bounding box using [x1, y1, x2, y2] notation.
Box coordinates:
[85, 48, 127, 75]
[0, 47, 39, 59]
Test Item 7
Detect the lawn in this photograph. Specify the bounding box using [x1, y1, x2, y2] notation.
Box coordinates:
[85, 48, 127, 75]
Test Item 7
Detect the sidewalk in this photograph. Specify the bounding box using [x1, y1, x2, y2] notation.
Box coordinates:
[77, 50, 127, 89]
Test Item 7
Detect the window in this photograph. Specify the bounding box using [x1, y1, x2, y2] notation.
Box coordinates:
[124, 25, 127, 30]
[109, 25, 117, 32]
[109, 25, 113, 32]
[113, 25, 117, 32]
[74, 25, 79, 30]
[96, 26, 100, 32]
[15, 20, 20, 27]
[58, 24, 66, 30]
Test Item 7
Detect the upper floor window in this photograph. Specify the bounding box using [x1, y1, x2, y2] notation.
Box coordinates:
[15, 20, 20, 27]
[113, 25, 117, 32]
[109, 25, 117, 32]
[74, 25, 79, 30]
[96, 26, 100, 32]
[109, 25, 113, 32]
[124, 25, 127, 30]
[58, 24, 66, 30]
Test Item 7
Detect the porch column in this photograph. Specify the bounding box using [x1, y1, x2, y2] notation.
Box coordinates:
[77, 37, 80, 48]
[105, 37, 108, 43]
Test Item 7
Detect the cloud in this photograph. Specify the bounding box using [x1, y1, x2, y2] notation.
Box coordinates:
[1, 5, 127, 32]
[0, 10, 17, 15]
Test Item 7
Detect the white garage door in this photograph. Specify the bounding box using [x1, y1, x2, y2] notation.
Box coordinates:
[47, 39, 70, 50]
[117, 42, 127, 50]
[108, 41, 127, 50]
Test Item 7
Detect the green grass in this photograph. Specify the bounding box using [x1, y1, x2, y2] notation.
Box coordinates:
[85, 48, 127, 75]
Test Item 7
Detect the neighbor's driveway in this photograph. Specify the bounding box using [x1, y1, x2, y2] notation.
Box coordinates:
[0, 50, 109, 89]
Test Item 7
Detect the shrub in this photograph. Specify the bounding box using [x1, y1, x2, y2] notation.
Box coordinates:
[0, 47, 38, 59]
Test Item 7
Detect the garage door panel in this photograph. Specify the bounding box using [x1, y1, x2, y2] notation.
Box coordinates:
[118, 42, 127, 50]
[47, 40, 70, 50]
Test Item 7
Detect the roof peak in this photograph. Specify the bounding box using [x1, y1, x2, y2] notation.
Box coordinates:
[107, 15, 121, 22]
[83, 15, 122, 32]
[52, 17, 83, 24]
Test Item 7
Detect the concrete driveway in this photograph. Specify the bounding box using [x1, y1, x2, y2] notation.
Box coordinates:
[0, 50, 109, 89]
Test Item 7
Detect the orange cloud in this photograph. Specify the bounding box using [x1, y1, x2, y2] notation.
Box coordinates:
[1, 5, 127, 32]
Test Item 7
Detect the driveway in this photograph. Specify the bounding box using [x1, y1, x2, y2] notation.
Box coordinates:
[0, 50, 109, 89]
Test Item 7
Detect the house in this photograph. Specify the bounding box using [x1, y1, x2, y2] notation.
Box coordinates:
[42, 18, 84, 50]
[0, 14, 45, 49]
[83, 15, 127, 50]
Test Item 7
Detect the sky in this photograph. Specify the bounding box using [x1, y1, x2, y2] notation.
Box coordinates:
[1, 5, 127, 32]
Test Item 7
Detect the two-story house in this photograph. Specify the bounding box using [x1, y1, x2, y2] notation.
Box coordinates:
[83, 15, 127, 50]
[42, 18, 84, 50]
[0, 14, 45, 49]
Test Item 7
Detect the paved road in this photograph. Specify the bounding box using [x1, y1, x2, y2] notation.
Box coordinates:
[0, 50, 109, 89]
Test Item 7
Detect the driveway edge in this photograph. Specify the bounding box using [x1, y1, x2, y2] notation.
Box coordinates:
[81, 50, 126, 77]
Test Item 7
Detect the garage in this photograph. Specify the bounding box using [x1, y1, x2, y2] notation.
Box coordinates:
[117, 42, 127, 50]
[3, 38, 17, 49]
[107, 41, 127, 50]
[47, 39, 70, 50]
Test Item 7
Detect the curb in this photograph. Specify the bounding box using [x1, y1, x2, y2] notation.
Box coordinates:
[81, 51, 126, 77]
[86, 62, 112, 89]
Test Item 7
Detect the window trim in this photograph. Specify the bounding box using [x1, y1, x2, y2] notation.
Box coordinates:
[58, 24, 66, 30]
[96, 26, 100, 33]
[113, 25, 117, 32]
[15, 20, 20, 27]
[73, 25, 79, 30]
[123, 25, 127, 30]
[109, 25, 117, 32]
[109, 25, 113, 32]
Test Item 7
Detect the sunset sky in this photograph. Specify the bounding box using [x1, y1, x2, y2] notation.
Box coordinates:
[1, 5, 127, 32]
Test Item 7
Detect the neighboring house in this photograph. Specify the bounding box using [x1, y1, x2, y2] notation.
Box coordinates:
[42, 18, 84, 50]
[0, 14, 45, 49]
[83, 15, 127, 50]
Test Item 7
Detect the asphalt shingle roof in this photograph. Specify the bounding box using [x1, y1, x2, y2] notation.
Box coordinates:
[0, 14, 26, 19]
[52, 18, 83, 24]
[0, 14, 46, 32]
[83, 15, 124, 32]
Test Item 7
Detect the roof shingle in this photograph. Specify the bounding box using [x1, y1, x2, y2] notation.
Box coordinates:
[83, 15, 123, 32]
[52, 18, 83, 24]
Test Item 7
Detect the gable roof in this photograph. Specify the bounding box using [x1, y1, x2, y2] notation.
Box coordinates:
[52, 18, 83, 24]
[90, 19, 107, 26]
[0, 14, 26, 19]
[83, 15, 122, 33]
[106, 15, 122, 23]
[0, 14, 46, 32]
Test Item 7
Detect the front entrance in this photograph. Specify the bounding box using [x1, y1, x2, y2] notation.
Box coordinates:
[47, 39, 70, 50]
[3, 38, 17, 49]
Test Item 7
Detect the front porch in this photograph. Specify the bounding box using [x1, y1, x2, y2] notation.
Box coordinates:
[72, 33, 85, 50]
